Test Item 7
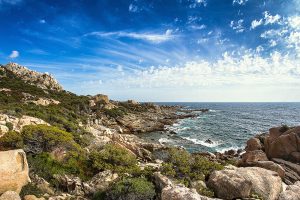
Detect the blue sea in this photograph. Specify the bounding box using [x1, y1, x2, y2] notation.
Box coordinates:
[140, 103, 300, 153]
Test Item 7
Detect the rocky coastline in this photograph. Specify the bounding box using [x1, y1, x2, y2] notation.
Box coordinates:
[0, 63, 300, 200]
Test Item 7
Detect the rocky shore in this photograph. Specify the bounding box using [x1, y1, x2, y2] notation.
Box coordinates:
[0, 63, 300, 200]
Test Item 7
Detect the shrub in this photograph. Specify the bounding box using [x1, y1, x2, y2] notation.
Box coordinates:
[90, 144, 140, 175]
[279, 124, 289, 133]
[104, 107, 127, 118]
[5, 122, 13, 131]
[106, 177, 156, 200]
[0, 131, 23, 150]
[20, 183, 43, 198]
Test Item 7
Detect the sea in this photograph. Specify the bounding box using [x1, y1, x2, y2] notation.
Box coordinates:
[140, 102, 300, 153]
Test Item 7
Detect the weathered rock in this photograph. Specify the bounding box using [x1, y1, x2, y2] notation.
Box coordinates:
[240, 150, 268, 164]
[29, 97, 60, 106]
[4, 63, 63, 91]
[208, 167, 282, 200]
[0, 149, 30, 194]
[245, 137, 262, 151]
[0, 191, 21, 200]
[24, 195, 45, 200]
[208, 169, 252, 199]
[243, 161, 285, 178]
[30, 173, 55, 195]
[279, 181, 300, 200]
[265, 126, 300, 161]
[273, 158, 300, 184]
[154, 172, 173, 191]
[161, 185, 216, 200]
[0, 114, 49, 136]
[54, 175, 85, 196]
[85, 170, 118, 194]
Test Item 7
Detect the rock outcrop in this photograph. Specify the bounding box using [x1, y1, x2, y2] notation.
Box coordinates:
[265, 126, 300, 162]
[0, 114, 49, 136]
[3, 63, 63, 91]
[0, 149, 30, 194]
[279, 181, 300, 200]
[208, 167, 282, 200]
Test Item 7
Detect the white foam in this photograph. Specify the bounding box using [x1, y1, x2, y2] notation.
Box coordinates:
[182, 137, 220, 148]
[215, 145, 245, 153]
[158, 138, 173, 144]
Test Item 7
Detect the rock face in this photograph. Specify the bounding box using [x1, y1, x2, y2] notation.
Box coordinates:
[208, 167, 282, 200]
[265, 126, 300, 162]
[0, 149, 30, 194]
[245, 137, 263, 151]
[207, 168, 252, 199]
[29, 97, 60, 106]
[0, 191, 21, 200]
[272, 158, 300, 185]
[0, 114, 49, 136]
[279, 181, 300, 200]
[162, 185, 207, 200]
[4, 63, 63, 91]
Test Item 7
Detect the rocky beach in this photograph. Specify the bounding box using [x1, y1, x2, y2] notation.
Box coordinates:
[0, 63, 300, 200]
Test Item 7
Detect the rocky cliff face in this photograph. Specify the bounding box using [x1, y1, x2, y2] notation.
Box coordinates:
[2, 63, 63, 91]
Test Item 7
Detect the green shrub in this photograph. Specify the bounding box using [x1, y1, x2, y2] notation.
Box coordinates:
[21, 124, 80, 153]
[279, 124, 289, 133]
[0, 131, 23, 150]
[20, 183, 43, 198]
[104, 107, 127, 118]
[106, 177, 156, 200]
[5, 122, 13, 131]
[90, 144, 140, 175]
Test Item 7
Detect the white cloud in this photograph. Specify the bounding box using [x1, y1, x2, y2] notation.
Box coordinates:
[189, 0, 207, 8]
[103, 50, 300, 91]
[264, 11, 281, 25]
[230, 19, 245, 33]
[39, 19, 46, 24]
[9, 50, 19, 58]
[233, 0, 248, 5]
[84, 30, 175, 43]
[250, 19, 263, 29]
[129, 3, 139, 13]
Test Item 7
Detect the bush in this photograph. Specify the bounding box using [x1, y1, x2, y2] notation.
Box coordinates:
[279, 124, 289, 133]
[161, 148, 224, 186]
[5, 122, 13, 131]
[20, 183, 43, 198]
[106, 177, 156, 200]
[0, 131, 23, 150]
[104, 107, 127, 118]
[90, 144, 140, 175]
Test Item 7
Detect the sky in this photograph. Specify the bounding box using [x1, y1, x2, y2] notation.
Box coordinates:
[0, 0, 300, 102]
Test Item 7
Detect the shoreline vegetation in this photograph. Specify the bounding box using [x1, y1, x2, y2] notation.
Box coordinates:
[0, 63, 300, 200]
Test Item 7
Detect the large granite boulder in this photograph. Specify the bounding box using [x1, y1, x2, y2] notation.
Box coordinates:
[279, 181, 300, 200]
[207, 168, 252, 199]
[0, 191, 21, 200]
[240, 150, 268, 164]
[162, 185, 215, 200]
[208, 167, 282, 200]
[265, 126, 300, 162]
[0, 149, 30, 194]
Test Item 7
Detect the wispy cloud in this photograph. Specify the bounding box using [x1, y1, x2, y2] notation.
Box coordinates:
[84, 30, 175, 43]
[250, 19, 263, 29]
[233, 0, 248, 5]
[9, 50, 19, 58]
[230, 19, 245, 33]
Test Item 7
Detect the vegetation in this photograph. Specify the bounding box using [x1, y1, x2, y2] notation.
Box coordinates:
[90, 144, 140, 175]
[279, 124, 290, 133]
[20, 183, 43, 198]
[161, 148, 224, 186]
[105, 177, 156, 200]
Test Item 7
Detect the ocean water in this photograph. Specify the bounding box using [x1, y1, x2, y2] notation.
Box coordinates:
[140, 103, 300, 153]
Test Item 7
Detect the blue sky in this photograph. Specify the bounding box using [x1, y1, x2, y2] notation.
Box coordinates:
[0, 0, 300, 102]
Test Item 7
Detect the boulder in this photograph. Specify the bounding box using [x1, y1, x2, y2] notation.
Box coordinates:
[245, 137, 262, 151]
[279, 181, 300, 200]
[272, 158, 300, 184]
[265, 126, 300, 161]
[154, 172, 173, 191]
[30, 173, 55, 195]
[207, 169, 252, 199]
[84, 170, 118, 194]
[0, 191, 21, 200]
[208, 167, 282, 200]
[240, 150, 268, 164]
[161, 185, 216, 200]
[244, 161, 285, 178]
[24, 195, 45, 200]
[0, 149, 30, 194]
